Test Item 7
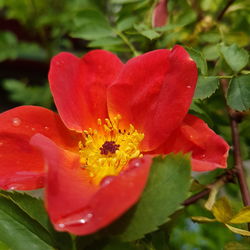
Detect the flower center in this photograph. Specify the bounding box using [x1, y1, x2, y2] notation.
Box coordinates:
[78, 115, 144, 185]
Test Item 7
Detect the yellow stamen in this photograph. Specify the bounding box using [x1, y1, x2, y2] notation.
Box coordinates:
[78, 115, 144, 185]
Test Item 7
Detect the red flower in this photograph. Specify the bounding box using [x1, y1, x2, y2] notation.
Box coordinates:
[0, 46, 229, 235]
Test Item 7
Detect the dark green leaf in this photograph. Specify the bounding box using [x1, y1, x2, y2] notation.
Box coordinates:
[3, 79, 52, 108]
[103, 241, 138, 250]
[0, 32, 18, 62]
[0, 195, 55, 250]
[220, 44, 249, 73]
[227, 75, 250, 111]
[194, 76, 219, 99]
[105, 154, 191, 241]
[0, 191, 48, 230]
[185, 48, 208, 75]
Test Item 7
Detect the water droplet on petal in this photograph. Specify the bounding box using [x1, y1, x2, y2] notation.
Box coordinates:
[56, 211, 93, 229]
[100, 175, 115, 187]
[187, 85, 191, 89]
[131, 159, 142, 168]
[12, 118, 21, 127]
[31, 127, 36, 131]
[0, 142, 3, 146]
[201, 154, 206, 158]
[44, 126, 49, 130]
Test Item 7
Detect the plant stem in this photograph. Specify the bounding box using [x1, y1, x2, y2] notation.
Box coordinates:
[220, 77, 250, 230]
[217, 0, 236, 21]
[116, 30, 139, 57]
[183, 171, 235, 206]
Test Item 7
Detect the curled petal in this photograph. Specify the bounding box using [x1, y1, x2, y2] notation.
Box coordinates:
[49, 50, 123, 131]
[0, 106, 78, 190]
[31, 134, 152, 235]
[153, 114, 229, 171]
[108, 45, 198, 151]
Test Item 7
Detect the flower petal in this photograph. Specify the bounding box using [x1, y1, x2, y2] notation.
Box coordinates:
[31, 134, 152, 235]
[49, 50, 123, 131]
[0, 106, 79, 190]
[108, 45, 198, 151]
[153, 114, 229, 171]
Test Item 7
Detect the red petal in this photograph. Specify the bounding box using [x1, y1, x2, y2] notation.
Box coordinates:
[108, 45, 198, 151]
[0, 106, 79, 190]
[49, 50, 123, 131]
[31, 134, 152, 235]
[153, 114, 229, 171]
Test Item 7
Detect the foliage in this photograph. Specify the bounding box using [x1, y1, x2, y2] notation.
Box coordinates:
[0, 0, 250, 249]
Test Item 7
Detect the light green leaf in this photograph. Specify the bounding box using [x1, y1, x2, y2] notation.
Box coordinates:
[212, 197, 234, 223]
[227, 75, 250, 111]
[202, 44, 220, 61]
[134, 24, 161, 40]
[105, 154, 191, 241]
[194, 76, 219, 99]
[116, 16, 137, 32]
[70, 9, 114, 40]
[220, 44, 249, 73]
[0, 195, 55, 250]
[230, 206, 250, 224]
[185, 47, 208, 75]
[88, 37, 123, 48]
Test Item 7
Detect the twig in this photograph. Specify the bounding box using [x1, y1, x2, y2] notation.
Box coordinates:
[183, 188, 210, 206]
[220, 78, 250, 230]
[183, 171, 235, 206]
[217, 0, 236, 21]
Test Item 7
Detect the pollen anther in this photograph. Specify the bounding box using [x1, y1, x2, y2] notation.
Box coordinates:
[78, 115, 144, 185]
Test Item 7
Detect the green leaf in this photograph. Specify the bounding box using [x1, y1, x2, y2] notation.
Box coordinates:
[229, 206, 250, 224]
[70, 9, 114, 40]
[185, 48, 208, 75]
[88, 37, 123, 48]
[0, 241, 10, 250]
[220, 44, 249, 73]
[0, 32, 18, 62]
[202, 44, 220, 61]
[103, 241, 138, 250]
[3, 79, 52, 108]
[0, 191, 48, 230]
[227, 75, 250, 111]
[116, 16, 137, 32]
[105, 154, 191, 241]
[0, 195, 55, 250]
[134, 24, 161, 40]
[194, 76, 219, 99]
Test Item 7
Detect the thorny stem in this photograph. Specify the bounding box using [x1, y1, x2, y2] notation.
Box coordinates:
[220, 77, 250, 230]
